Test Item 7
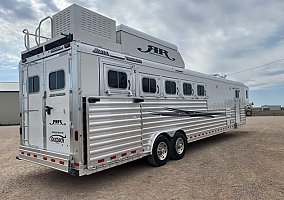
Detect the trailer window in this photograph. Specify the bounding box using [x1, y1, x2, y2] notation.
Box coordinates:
[165, 81, 176, 94]
[183, 83, 192, 95]
[108, 70, 127, 89]
[142, 78, 156, 93]
[197, 85, 205, 96]
[28, 76, 40, 93]
[49, 70, 65, 91]
[235, 90, 240, 98]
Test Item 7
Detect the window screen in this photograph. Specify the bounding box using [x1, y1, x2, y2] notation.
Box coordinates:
[183, 83, 192, 95]
[142, 77, 156, 93]
[28, 76, 40, 93]
[49, 70, 65, 91]
[108, 70, 127, 89]
[165, 81, 176, 94]
[197, 85, 205, 96]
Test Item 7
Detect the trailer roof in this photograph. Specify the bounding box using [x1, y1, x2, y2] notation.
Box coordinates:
[0, 82, 19, 92]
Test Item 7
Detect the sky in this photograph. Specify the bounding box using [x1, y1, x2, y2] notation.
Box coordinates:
[0, 0, 283, 106]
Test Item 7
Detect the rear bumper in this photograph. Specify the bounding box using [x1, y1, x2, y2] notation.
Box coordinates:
[18, 145, 70, 172]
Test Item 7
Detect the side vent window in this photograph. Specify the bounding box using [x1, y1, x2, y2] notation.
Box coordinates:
[49, 70, 65, 91]
[142, 77, 156, 93]
[183, 83, 193, 96]
[165, 80, 176, 95]
[108, 70, 127, 89]
[197, 85, 205, 96]
[28, 76, 40, 93]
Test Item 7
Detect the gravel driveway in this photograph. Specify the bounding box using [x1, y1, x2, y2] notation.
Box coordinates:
[1, 116, 284, 200]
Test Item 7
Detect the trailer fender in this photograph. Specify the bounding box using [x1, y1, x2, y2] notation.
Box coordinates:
[148, 131, 175, 155]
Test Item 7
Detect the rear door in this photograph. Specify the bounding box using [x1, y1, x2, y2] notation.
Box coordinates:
[45, 54, 70, 154]
[24, 61, 44, 148]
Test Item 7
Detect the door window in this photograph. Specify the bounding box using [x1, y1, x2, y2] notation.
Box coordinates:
[28, 76, 40, 93]
[49, 70, 65, 91]
[235, 90, 240, 98]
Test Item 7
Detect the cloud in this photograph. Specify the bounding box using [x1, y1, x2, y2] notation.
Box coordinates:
[0, 0, 284, 100]
[0, 0, 36, 21]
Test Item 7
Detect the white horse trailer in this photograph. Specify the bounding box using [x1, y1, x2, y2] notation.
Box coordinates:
[18, 4, 248, 176]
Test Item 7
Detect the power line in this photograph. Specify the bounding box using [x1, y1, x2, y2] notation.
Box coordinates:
[227, 58, 284, 76]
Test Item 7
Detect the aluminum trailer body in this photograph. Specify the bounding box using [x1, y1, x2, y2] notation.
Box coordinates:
[18, 4, 248, 176]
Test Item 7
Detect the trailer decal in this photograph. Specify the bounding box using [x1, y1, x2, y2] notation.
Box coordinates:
[138, 45, 176, 61]
[49, 135, 67, 144]
[151, 108, 226, 118]
[49, 120, 66, 125]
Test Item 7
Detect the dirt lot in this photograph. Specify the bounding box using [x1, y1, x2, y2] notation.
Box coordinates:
[1, 116, 284, 200]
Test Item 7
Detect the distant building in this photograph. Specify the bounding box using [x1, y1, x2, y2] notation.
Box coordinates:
[261, 105, 281, 111]
[0, 82, 20, 125]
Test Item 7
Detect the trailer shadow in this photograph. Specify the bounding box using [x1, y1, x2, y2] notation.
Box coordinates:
[8, 131, 249, 194]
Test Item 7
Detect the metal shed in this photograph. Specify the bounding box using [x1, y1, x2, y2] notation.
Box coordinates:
[0, 82, 20, 125]
[261, 105, 282, 111]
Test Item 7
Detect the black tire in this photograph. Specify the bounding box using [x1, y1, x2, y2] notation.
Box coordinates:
[246, 110, 252, 116]
[147, 135, 170, 167]
[170, 132, 186, 160]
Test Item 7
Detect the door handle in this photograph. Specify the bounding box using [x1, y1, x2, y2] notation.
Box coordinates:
[45, 106, 53, 115]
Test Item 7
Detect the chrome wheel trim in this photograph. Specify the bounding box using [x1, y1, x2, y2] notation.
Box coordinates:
[157, 141, 168, 160]
[175, 137, 185, 155]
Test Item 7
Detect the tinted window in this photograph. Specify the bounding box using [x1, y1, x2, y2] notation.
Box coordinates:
[246, 90, 248, 98]
[165, 81, 176, 94]
[49, 70, 65, 91]
[142, 77, 156, 93]
[108, 70, 127, 89]
[28, 76, 40, 93]
[183, 83, 192, 96]
[197, 85, 205, 96]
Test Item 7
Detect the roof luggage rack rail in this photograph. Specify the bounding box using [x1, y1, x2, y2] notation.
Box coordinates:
[23, 16, 53, 50]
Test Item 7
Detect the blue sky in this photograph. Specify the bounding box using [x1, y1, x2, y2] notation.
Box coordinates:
[0, 0, 283, 107]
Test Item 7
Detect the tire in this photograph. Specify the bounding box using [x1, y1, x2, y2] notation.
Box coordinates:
[170, 132, 186, 160]
[147, 135, 170, 167]
[246, 110, 252, 116]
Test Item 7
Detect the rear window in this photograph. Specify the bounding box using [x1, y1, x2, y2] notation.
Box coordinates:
[49, 70, 65, 91]
[28, 76, 40, 93]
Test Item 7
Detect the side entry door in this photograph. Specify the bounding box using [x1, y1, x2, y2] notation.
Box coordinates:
[45, 55, 70, 154]
[235, 89, 241, 124]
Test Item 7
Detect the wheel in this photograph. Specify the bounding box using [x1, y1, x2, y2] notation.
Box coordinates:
[170, 132, 186, 160]
[147, 135, 170, 167]
[246, 110, 252, 116]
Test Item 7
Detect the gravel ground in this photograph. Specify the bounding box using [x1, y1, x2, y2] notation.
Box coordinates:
[1, 116, 284, 200]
